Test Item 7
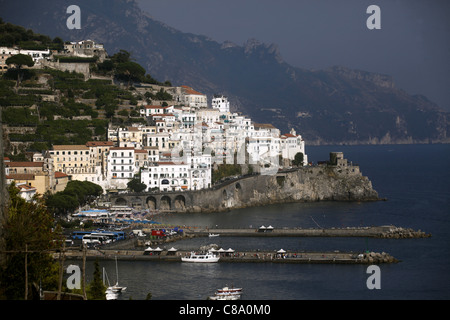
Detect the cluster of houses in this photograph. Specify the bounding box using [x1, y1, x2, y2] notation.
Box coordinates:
[2, 39, 308, 200]
[5, 93, 307, 199]
[0, 39, 107, 74]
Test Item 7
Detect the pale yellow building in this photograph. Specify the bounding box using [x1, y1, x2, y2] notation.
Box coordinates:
[49, 145, 91, 175]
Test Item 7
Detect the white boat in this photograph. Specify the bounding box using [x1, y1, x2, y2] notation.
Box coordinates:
[216, 286, 242, 294]
[208, 294, 240, 300]
[109, 257, 126, 293]
[181, 251, 220, 263]
[103, 268, 119, 300]
[208, 286, 242, 300]
[105, 288, 119, 300]
[208, 233, 220, 237]
[103, 257, 126, 299]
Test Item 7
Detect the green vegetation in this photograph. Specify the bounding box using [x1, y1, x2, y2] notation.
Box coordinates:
[292, 152, 304, 166]
[5, 53, 34, 86]
[45, 180, 103, 216]
[0, 18, 63, 50]
[0, 183, 109, 300]
[127, 178, 147, 193]
[1, 21, 172, 158]
[86, 260, 107, 300]
[0, 184, 61, 299]
[212, 164, 242, 183]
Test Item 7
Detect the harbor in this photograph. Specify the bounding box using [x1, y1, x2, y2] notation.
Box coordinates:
[57, 222, 431, 266]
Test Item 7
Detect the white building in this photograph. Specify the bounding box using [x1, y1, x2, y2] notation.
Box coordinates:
[0, 47, 19, 73]
[140, 152, 212, 192]
[281, 129, 307, 165]
[140, 105, 169, 117]
[106, 147, 137, 190]
[141, 162, 190, 192]
[19, 49, 51, 63]
[180, 85, 208, 108]
[212, 95, 230, 113]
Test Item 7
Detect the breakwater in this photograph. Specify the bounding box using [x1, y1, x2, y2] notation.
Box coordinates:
[184, 225, 431, 239]
[59, 225, 430, 265]
[61, 248, 398, 265]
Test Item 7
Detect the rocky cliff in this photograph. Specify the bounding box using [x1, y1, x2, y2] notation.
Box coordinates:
[184, 163, 379, 213]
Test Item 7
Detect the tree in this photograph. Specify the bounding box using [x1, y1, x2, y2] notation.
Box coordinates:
[127, 179, 147, 193]
[292, 152, 304, 167]
[5, 54, 35, 87]
[0, 183, 61, 299]
[115, 61, 146, 87]
[45, 181, 103, 216]
[86, 260, 106, 300]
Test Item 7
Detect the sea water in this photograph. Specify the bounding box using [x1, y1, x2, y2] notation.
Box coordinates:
[86, 144, 450, 300]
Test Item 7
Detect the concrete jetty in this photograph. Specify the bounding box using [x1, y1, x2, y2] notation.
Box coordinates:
[61, 248, 398, 265]
[184, 225, 431, 239]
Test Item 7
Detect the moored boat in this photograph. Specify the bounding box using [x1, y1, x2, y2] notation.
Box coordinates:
[181, 251, 219, 263]
[208, 286, 242, 300]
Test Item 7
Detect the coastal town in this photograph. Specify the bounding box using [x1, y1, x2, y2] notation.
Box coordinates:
[2, 39, 308, 200]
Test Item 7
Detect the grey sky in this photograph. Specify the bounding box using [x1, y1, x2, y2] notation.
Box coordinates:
[137, 0, 450, 110]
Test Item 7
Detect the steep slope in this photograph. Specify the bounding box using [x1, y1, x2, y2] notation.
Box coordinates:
[1, 0, 448, 144]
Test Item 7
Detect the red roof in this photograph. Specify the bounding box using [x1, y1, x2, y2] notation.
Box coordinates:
[55, 172, 69, 178]
[86, 141, 114, 147]
[181, 85, 204, 96]
[282, 133, 298, 138]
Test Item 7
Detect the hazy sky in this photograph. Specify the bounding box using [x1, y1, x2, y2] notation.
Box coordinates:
[137, 0, 450, 110]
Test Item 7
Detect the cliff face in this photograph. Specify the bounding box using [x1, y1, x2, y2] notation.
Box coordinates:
[185, 164, 379, 213]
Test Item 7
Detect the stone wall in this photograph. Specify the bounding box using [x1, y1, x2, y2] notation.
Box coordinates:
[41, 60, 91, 80]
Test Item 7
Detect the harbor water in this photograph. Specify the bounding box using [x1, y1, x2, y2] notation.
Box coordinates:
[83, 144, 450, 300]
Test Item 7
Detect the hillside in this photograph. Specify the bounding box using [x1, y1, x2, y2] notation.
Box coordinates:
[0, 21, 175, 159]
[1, 0, 449, 144]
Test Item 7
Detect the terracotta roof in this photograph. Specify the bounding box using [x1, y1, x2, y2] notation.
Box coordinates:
[86, 141, 114, 147]
[55, 172, 69, 178]
[181, 85, 205, 96]
[8, 173, 35, 180]
[6, 161, 44, 167]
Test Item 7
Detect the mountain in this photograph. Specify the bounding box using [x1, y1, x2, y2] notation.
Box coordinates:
[1, 0, 449, 145]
